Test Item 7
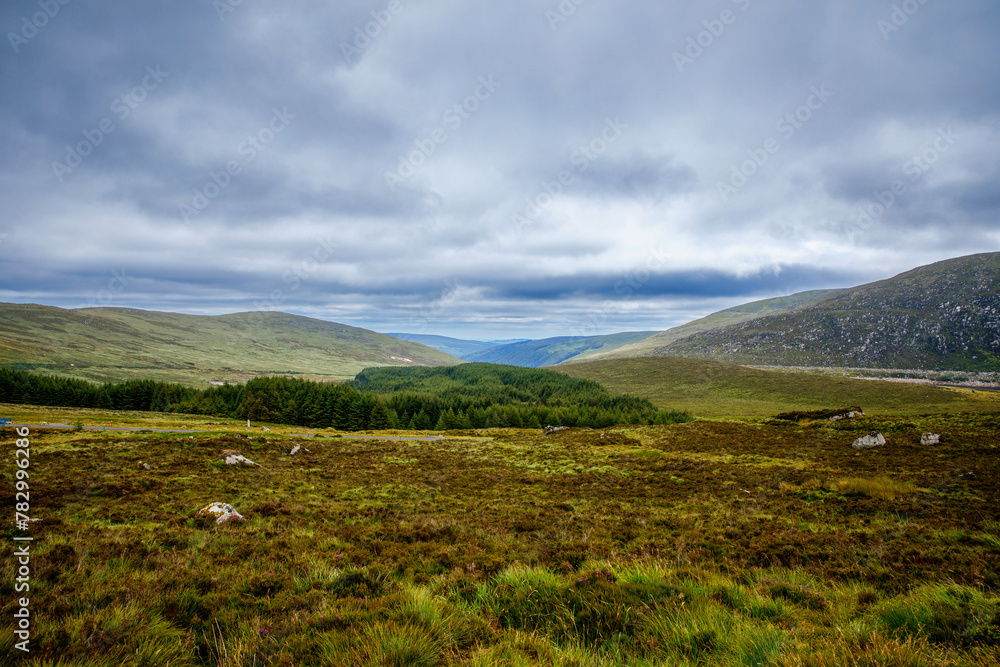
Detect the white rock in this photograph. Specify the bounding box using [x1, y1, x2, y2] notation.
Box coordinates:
[920, 433, 941, 445]
[197, 502, 245, 525]
[852, 432, 886, 449]
[221, 450, 262, 467]
[830, 409, 865, 421]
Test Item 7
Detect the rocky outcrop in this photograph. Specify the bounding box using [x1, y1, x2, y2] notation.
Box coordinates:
[920, 433, 941, 445]
[543, 426, 570, 435]
[852, 432, 887, 449]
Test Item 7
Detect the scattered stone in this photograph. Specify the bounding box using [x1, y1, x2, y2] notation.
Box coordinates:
[852, 432, 887, 450]
[262, 426, 271, 432]
[920, 433, 941, 445]
[543, 426, 570, 435]
[290, 444, 301, 456]
[830, 408, 865, 422]
[196, 502, 245, 525]
[137, 461, 151, 470]
[221, 450, 262, 467]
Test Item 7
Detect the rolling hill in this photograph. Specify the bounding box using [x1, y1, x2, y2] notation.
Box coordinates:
[0, 304, 461, 385]
[642, 253, 1000, 371]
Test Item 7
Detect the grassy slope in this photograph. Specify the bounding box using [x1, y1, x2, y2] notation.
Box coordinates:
[2, 408, 998, 665]
[0, 303, 461, 386]
[583, 290, 843, 361]
[554, 356, 1000, 417]
[466, 332, 659, 367]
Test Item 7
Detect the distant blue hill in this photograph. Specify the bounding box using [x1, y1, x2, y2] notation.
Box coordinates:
[465, 332, 659, 367]
[383, 333, 511, 360]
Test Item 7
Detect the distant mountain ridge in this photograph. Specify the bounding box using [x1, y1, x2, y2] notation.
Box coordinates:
[465, 332, 659, 367]
[0, 304, 461, 385]
[645, 253, 1000, 371]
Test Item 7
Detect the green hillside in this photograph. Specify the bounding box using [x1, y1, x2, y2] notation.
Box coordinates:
[580, 290, 842, 361]
[554, 356, 998, 417]
[649, 253, 1000, 371]
[0, 304, 461, 385]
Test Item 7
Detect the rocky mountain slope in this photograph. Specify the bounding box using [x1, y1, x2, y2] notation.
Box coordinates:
[650, 253, 1000, 371]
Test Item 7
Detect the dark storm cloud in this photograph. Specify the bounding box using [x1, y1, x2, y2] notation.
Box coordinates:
[1, 0, 998, 338]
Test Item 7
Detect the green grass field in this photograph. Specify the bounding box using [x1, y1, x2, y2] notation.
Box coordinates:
[2, 399, 999, 665]
[555, 357, 1000, 418]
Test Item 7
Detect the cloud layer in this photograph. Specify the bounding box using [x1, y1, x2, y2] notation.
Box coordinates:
[2, 0, 998, 338]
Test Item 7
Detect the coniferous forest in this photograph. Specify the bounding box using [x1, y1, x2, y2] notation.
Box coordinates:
[0, 364, 691, 431]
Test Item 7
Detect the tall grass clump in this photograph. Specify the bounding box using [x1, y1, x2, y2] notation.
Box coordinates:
[827, 477, 918, 501]
[871, 582, 1000, 647]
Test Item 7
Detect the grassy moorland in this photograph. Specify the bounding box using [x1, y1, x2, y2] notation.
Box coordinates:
[555, 357, 1000, 418]
[2, 401, 999, 665]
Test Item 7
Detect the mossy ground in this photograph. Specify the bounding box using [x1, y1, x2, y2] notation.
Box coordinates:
[2, 408, 999, 665]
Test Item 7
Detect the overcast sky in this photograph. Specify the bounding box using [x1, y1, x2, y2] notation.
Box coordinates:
[1, 1, 998, 340]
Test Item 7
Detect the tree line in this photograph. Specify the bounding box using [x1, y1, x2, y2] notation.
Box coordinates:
[0, 365, 691, 431]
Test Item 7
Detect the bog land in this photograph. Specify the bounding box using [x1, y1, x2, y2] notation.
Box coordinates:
[2, 360, 999, 666]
